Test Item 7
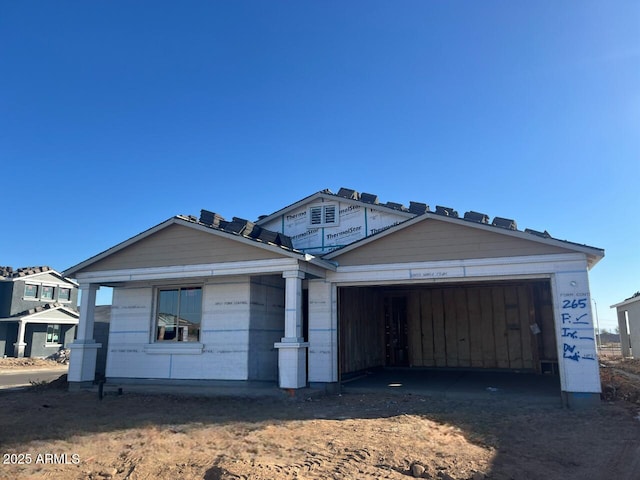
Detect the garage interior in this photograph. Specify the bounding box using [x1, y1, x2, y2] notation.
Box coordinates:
[338, 280, 559, 380]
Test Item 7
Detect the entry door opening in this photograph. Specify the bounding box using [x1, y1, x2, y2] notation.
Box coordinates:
[385, 295, 409, 367]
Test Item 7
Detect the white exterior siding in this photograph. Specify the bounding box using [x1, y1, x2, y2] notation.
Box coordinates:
[551, 270, 600, 393]
[105, 277, 276, 381]
[308, 279, 338, 383]
[248, 275, 285, 381]
[628, 301, 640, 356]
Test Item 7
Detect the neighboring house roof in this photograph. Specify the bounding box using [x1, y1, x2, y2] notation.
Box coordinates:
[611, 292, 640, 309]
[0, 266, 79, 286]
[0, 303, 79, 324]
[64, 213, 336, 278]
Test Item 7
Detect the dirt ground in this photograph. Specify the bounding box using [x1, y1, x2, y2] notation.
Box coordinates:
[0, 357, 63, 370]
[0, 360, 639, 480]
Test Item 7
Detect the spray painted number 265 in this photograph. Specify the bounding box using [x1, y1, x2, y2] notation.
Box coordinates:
[562, 299, 587, 309]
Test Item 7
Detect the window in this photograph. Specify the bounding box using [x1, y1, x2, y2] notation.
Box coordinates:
[24, 284, 39, 298]
[41, 285, 55, 300]
[308, 204, 338, 227]
[46, 324, 61, 344]
[58, 288, 71, 302]
[155, 287, 202, 342]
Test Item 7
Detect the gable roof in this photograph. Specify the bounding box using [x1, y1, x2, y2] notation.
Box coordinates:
[0, 266, 78, 286]
[611, 292, 640, 309]
[0, 303, 79, 323]
[255, 187, 603, 260]
[324, 211, 605, 268]
[254, 188, 417, 226]
[64, 214, 334, 277]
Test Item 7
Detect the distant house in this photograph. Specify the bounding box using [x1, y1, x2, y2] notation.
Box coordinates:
[64, 188, 604, 407]
[0, 266, 79, 358]
[612, 292, 640, 358]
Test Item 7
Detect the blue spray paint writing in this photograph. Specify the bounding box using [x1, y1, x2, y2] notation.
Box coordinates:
[561, 312, 590, 325]
[562, 343, 596, 362]
[561, 329, 594, 341]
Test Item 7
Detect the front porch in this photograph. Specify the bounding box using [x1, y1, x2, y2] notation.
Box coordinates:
[68, 260, 329, 390]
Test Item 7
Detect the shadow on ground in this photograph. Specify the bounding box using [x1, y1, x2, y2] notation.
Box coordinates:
[0, 370, 638, 480]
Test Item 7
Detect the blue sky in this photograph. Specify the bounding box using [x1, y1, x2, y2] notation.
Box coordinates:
[1, 2, 638, 329]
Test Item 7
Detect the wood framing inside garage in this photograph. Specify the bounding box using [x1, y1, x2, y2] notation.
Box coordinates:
[338, 280, 557, 376]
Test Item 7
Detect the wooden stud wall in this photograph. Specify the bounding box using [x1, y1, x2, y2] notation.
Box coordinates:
[339, 287, 385, 375]
[338, 281, 557, 375]
[407, 283, 555, 370]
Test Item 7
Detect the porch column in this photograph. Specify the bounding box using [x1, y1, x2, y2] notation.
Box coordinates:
[552, 270, 601, 408]
[617, 310, 631, 358]
[274, 270, 308, 389]
[68, 283, 102, 388]
[13, 320, 27, 358]
[307, 280, 338, 386]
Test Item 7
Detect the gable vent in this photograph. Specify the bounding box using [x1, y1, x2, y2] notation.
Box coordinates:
[324, 205, 336, 224]
[310, 206, 323, 225]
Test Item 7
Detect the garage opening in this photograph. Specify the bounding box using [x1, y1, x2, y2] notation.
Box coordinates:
[338, 280, 558, 378]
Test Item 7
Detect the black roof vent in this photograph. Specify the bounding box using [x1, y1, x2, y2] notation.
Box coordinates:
[408, 201, 429, 215]
[337, 188, 359, 200]
[385, 201, 405, 211]
[464, 211, 489, 224]
[223, 217, 255, 235]
[276, 234, 293, 249]
[360, 192, 379, 204]
[199, 209, 224, 227]
[435, 206, 459, 218]
[257, 229, 278, 243]
[525, 228, 551, 238]
[492, 217, 517, 230]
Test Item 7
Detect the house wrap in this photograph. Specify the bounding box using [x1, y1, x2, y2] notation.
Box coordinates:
[64, 188, 604, 407]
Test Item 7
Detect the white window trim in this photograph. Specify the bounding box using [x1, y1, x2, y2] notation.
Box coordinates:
[45, 324, 62, 345]
[144, 343, 204, 355]
[308, 203, 339, 227]
[40, 284, 56, 302]
[57, 287, 72, 303]
[23, 283, 40, 301]
[152, 284, 203, 344]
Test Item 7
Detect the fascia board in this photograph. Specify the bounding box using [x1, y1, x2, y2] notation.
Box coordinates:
[611, 295, 640, 309]
[9, 269, 78, 286]
[63, 218, 177, 277]
[64, 216, 326, 278]
[73, 257, 334, 285]
[327, 253, 587, 285]
[17, 306, 79, 323]
[172, 218, 308, 260]
[73, 258, 303, 284]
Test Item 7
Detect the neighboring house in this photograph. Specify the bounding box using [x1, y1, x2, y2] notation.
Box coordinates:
[611, 292, 640, 358]
[0, 266, 79, 358]
[64, 188, 604, 407]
